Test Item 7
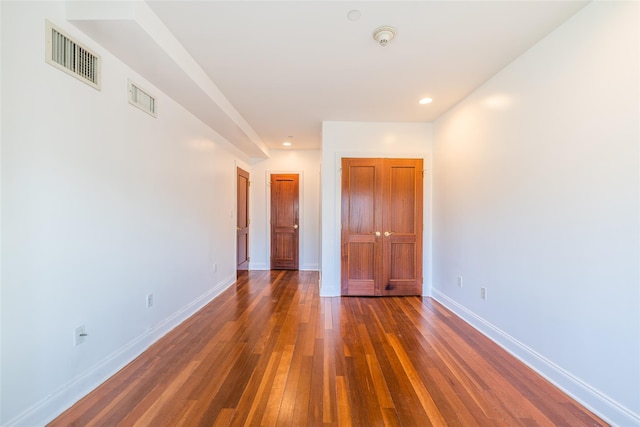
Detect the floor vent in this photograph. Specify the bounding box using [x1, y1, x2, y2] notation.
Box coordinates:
[128, 80, 157, 117]
[46, 21, 101, 90]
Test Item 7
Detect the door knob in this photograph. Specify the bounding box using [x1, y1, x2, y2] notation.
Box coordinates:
[293, 224, 298, 229]
[384, 231, 393, 237]
[375, 231, 381, 237]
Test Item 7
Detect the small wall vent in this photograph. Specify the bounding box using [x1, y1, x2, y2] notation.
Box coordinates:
[128, 80, 157, 117]
[45, 20, 101, 90]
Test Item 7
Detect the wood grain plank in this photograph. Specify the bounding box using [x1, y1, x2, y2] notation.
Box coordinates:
[231, 351, 280, 427]
[386, 332, 448, 427]
[210, 408, 234, 427]
[366, 354, 395, 409]
[132, 360, 200, 427]
[261, 344, 294, 425]
[336, 376, 353, 427]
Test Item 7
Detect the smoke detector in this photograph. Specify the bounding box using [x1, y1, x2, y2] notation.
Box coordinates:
[373, 26, 396, 46]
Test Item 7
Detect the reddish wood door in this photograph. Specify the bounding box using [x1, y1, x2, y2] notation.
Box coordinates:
[381, 159, 423, 296]
[340, 158, 383, 295]
[341, 158, 423, 296]
[270, 174, 299, 270]
[237, 167, 250, 272]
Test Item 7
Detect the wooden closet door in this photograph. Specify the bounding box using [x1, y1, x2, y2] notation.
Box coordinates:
[381, 158, 423, 296]
[341, 158, 383, 295]
[341, 158, 423, 296]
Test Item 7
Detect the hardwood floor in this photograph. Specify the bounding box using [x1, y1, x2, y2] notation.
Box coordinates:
[50, 271, 607, 426]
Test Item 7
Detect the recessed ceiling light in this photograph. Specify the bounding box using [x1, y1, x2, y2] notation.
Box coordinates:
[347, 10, 361, 21]
[282, 142, 292, 147]
[418, 97, 433, 105]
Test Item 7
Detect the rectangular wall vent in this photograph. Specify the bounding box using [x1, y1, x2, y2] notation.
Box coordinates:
[128, 80, 157, 118]
[45, 21, 101, 90]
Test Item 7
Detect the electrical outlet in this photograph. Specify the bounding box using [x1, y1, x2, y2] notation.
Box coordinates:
[213, 263, 217, 272]
[457, 276, 463, 288]
[146, 293, 154, 308]
[480, 287, 487, 300]
[74, 325, 87, 346]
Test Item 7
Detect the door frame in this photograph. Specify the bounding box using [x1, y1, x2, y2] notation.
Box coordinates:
[266, 170, 305, 270]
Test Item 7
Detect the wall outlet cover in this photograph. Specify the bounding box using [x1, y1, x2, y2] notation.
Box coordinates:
[74, 325, 87, 346]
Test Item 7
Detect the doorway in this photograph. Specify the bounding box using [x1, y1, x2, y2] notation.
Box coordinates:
[237, 167, 250, 273]
[341, 158, 423, 296]
[270, 173, 299, 270]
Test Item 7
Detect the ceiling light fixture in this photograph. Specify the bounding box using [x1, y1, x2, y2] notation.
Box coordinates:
[282, 142, 292, 147]
[347, 10, 361, 21]
[373, 26, 397, 46]
[418, 97, 433, 105]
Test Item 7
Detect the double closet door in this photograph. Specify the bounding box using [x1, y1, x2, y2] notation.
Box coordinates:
[341, 158, 423, 296]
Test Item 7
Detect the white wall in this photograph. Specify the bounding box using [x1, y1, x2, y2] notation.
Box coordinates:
[1, 2, 249, 425]
[249, 149, 321, 271]
[321, 122, 432, 297]
[0, 1, 3, 424]
[432, 2, 639, 425]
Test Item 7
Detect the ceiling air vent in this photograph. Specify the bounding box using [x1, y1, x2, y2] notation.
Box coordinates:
[45, 20, 101, 90]
[128, 80, 157, 118]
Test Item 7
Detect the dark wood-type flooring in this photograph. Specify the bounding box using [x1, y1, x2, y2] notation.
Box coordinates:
[50, 270, 607, 426]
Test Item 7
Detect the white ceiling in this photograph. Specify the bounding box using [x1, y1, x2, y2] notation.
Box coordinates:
[70, 1, 589, 155]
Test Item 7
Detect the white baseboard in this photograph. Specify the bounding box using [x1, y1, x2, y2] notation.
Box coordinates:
[4, 274, 237, 427]
[249, 264, 320, 271]
[431, 289, 640, 427]
[319, 287, 339, 297]
[249, 263, 270, 270]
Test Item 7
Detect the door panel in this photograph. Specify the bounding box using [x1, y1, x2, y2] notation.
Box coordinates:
[343, 241, 376, 295]
[387, 164, 416, 233]
[390, 242, 416, 280]
[341, 158, 423, 296]
[237, 167, 250, 272]
[271, 174, 299, 270]
[383, 159, 423, 296]
[341, 158, 383, 296]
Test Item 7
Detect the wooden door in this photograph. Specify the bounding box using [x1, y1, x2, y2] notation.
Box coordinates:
[381, 159, 423, 296]
[270, 174, 299, 270]
[340, 158, 383, 295]
[237, 167, 250, 272]
[341, 158, 423, 296]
